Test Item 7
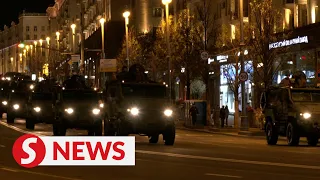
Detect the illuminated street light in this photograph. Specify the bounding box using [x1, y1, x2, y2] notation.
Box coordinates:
[34, 41, 37, 46]
[71, 24, 76, 33]
[46, 37, 50, 45]
[56, 31, 60, 40]
[18, 43, 25, 48]
[25, 45, 29, 51]
[122, 11, 130, 18]
[39, 39, 43, 46]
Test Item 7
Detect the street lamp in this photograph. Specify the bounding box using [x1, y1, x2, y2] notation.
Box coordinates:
[56, 31, 60, 50]
[39, 39, 43, 47]
[99, 18, 106, 59]
[71, 24, 76, 54]
[46, 37, 50, 46]
[123, 11, 130, 67]
[162, 0, 172, 102]
[239, 0, 248, 131]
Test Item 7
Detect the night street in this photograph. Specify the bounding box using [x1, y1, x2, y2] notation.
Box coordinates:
[0, 119, 319, 180]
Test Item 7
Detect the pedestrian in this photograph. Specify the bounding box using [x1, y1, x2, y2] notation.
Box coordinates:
[225, 105, 229, 127]
[279, 72, 291, 87]
[220, 106, 226, 128]
[189, 103, 198, 126]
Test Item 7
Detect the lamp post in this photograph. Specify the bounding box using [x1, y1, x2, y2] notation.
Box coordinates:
[56, 31, 60, 50]
[123, 11, 130, 68]
[162, 0, 172, 102]
[239, 0, 248, 131]
[71, 24, 76, 54]
[46, 37, 50, 76]
[96, 18, 106, 88]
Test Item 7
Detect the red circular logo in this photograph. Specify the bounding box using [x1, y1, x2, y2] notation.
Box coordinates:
[12, 134, 46, 168]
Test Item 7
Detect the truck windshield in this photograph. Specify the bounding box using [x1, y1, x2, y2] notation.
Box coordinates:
[122, 84, 166, 98]
[62, 91, 99, 101]
[291, 92, 320, 102]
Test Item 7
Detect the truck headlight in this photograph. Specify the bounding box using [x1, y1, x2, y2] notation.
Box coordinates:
[13, 104, 19, 110]
[127, 107, 139, 116]
[164, 109, 173, 117]
[2, 101, 7, 105]
[300, 112, 311, 119]
[34, 107, 41, 112]
[92, 108, 100, 115]
[65, 108, 74, 114]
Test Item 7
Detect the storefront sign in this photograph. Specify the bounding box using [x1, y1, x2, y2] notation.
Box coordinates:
[269, 36, 309, 50]
[100, 59, 117, 72]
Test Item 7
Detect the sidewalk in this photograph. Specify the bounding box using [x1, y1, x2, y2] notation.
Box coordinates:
[176, 124, 265, 138]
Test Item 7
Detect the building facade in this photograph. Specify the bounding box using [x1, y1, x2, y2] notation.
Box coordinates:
[209, 0, 320, 113]
[0, 12, 49, 75]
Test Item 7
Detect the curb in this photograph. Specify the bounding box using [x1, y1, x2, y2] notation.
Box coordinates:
[176, 127, 265, 139]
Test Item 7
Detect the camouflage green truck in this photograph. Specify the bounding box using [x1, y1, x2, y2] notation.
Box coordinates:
[261, 87, 320, 146]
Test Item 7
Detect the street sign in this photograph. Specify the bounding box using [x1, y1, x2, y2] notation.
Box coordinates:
[100, 59, 117, 72]
[239, 72, 248, 82]
[201, 51, 209, 60]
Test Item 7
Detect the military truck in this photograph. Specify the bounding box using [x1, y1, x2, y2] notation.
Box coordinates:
[53, 89, 104, 136]
[261, 71, 320, 146]
[104, 64, 176, 145]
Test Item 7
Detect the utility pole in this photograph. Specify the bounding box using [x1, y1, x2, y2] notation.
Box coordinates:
[80, 1, 85, 75]
[239, 0, 248, 131]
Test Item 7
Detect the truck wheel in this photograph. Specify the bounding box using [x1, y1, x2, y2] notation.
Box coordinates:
[307, 135, 319, 146]
[265, 121, 278, 145]
[163, 125, 175, 146]
[286, 122, 300, 146]
[149, 135, 159, 144]
[6, 113, 14, 124]
[53, 123, 66, 136]
[26, 118, 35, 130]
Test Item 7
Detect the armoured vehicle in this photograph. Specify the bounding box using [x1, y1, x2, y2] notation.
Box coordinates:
[6, 79, 35, 124]
[261, 71, 320, 146]
[104, 64, 176, 145]
[53, 89, 104, 136]
[25, 81, 62, 130]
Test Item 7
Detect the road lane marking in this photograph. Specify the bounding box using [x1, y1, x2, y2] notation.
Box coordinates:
[0, 166, 82, 180]
[136, 150, 320, 170]
[0, 121, 36, 135]
[0, 167, 19, 172]
[205, 173, 242, 178]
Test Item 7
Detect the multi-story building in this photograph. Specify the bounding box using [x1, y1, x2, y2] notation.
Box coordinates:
[0, 12, 49, 74]
[205, 0, 320, 115]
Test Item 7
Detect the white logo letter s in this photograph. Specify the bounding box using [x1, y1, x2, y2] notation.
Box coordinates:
[21, 138, 37, 165]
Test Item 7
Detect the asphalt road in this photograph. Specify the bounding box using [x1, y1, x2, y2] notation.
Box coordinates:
[1, 118, 320, 180]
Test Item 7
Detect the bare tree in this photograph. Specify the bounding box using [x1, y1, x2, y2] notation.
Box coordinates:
[248, 0, 288, 107]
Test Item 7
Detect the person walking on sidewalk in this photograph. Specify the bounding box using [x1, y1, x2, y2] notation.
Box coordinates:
[220, 106, 226, 128]
[225, 105, 229, 127]
[189, 103, 199, 126]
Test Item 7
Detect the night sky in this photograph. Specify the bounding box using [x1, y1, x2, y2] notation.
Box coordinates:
[0, 0, 55, 29]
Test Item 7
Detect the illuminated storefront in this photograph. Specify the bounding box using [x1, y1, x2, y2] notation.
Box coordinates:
[271, 23, 320, 86]
[220, 61, 253, 113]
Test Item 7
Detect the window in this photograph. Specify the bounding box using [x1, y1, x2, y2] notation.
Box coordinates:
[41, 35, 45, 39]
[34, 34, 37, 40]
[41, 26, 45, 31]
[34, 26, 37, 31]
[26, 34, 30, 40]
[26, 26, 29, 32]
[153, 7, 162, 17]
